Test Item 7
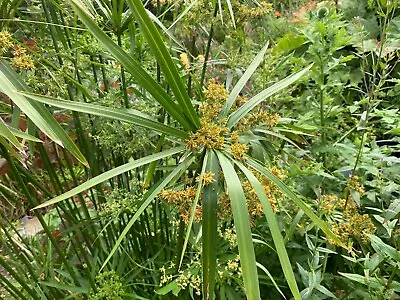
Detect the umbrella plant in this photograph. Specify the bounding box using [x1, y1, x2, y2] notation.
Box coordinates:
[0, 0, 341, 299]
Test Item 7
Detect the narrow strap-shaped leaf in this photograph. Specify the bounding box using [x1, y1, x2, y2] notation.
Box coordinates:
[225, 0, 236, 28]
[69, 0, 194, 132]
[256, 262, 286, 299]
[0, 118, 23, 150]
[125, 0, 200, 129]
[168, 0, 199, 31]
[0, 61, 88, 167]
[101, 154, 195, 270]
[33, 146, 185, 209]
[202, 150, 219, 299]
[247, 158, 342, 245]
[254, 128, 303, 150]
[179, 152, 208, 268]
[146, 9, 185, 49]
[8, 126, 42, 143]
[38, 282, 89, 294]
[216, 151, 260, 300]
[221, 42, 269, 117]
[227, 64, 313, 128]
[144, 135, 166, 188]
[0, 136, 24, 164]
[234, 160, 300, 300]
[21, 92, 189, 139]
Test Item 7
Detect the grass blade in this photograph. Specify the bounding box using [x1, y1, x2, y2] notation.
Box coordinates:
[202, 150, 219, 299]
[8, 126, 43, 142]
[21, 92, 189, 139]
[225, 0, 236, 28]
[179, 151, 208, 268]
[235, 160, 300, 299]
[33, 146, 185, 209]
[221, 42, 269, 117]
[216, 151, 260, 300]
[69, 0, 194, 131]
[101, 154, 195, 269]
[247, 158, 342, 245]
[0, 61, 88, 166]
[227, 65, 313, 128]
[0, 118, 23, 150]
[125, 0, 200, 129]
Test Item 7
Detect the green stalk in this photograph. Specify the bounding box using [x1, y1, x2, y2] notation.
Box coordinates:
[0, 272, 30, 300]
[317, 53, 326, 168]
[99, 54, 109, 92]
[118, 34, 130, 108]
[0, 251, 41, 299]
[0, 146, 82, 287]
[200, 3, 218, 88]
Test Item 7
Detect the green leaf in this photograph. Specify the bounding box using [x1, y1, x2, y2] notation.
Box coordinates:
[339, 272, 381, 288]
[101, 154, 195, 270]
[225, 0, 236, 28]
[21, 92, 189, 139]
[0, 136, 23, 163]
[179, 152, 208, 268]
[216, 151, 260, 300]
[8, 126, 42, 143]
[146, 9, 185, 49]
[227, 65, 313, 128]
[33, 146, 185, 209]
[125, 0, 200, 129]
[221, 42, 269, 117]
[235, 160, 300, 300]
[69, 0, 194, 132]
[247, 158, 341, 245]
[0, 118, 23, 150]
[202, 150, 219, 299]
[39, 281, 89, 294]
[156, 281, 181, 296]
[0, 61, 88, 167]
[256, 262, 286, 299]
[254, 128, 304, 150]
[368, 234, 400, 261]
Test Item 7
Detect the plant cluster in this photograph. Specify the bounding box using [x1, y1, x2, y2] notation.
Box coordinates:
[0, 0, 400, 299]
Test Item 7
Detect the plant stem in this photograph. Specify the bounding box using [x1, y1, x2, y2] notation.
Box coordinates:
[200, 3, 218, 88]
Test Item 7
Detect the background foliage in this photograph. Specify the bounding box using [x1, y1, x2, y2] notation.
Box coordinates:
[1, 0, 400, 299]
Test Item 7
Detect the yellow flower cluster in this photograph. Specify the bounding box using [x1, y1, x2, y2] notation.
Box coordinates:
[347, 175, 365, 195]
[318, 194, 339, 215]
[226, 255, 240, 272]
[180, 53, 190, 71]
[151, 0, 175, 6]
[185, 0, 273, 26]
[0, 31, 13, 54]
[322, 195, 376, 247]
[160, 166, 284, 225]
[230, 142, 249, 161]
[200, 79, 228, 122]
[186, 80, 251, 156]
[218, 167, 285, 222]
[237, 1, 273, 19]
[218, 226, 237, 247]
[186, 122, 228, 151]
[196, 172, 215, 185]
[159, 187, 201, 224]
[12, 46, 34, 71]
[238, 111, 280, 131]
[331, 212, 376, 245]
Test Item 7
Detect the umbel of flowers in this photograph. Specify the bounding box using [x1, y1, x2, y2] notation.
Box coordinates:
[318, 176, 376, 248]
[159, 78, 282, 224]
[0, 30, 35, 71]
